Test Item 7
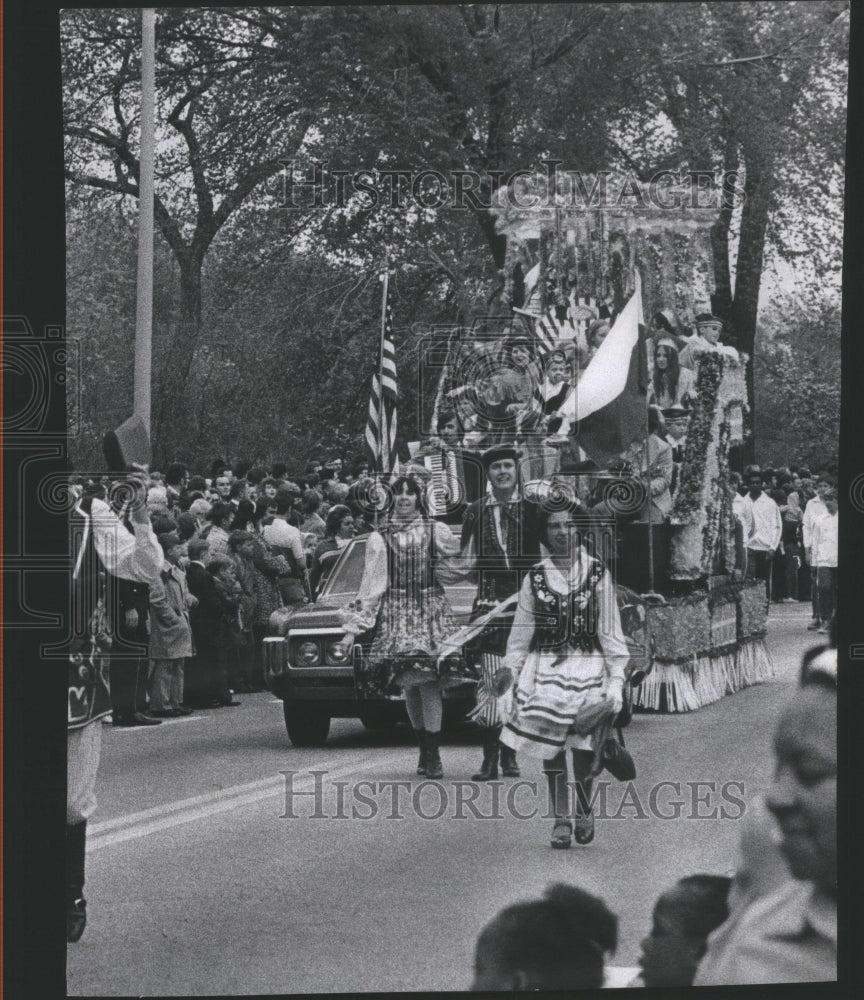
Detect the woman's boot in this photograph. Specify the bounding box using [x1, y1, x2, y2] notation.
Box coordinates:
[543, 753, 571, 848]
[424, 730, 444, 780]
[571, 748, 596, 844]
[414, 729, 427, 776]
[500, 743, 520, 778]
[472, 726, 499, 781]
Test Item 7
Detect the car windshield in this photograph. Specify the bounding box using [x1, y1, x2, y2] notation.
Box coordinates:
[319, 537, 367, 601]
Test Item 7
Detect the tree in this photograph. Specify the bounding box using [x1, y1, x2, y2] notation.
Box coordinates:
[63, 4, 847, 465]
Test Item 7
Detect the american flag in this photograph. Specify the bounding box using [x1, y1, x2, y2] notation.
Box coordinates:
[364, 272, 398, 473]
[534, 294, 600, 354]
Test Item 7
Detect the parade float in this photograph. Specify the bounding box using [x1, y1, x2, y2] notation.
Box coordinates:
[488, 170, 773, 712]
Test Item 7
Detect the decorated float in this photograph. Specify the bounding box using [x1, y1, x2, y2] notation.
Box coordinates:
[486, 170, 773, 712]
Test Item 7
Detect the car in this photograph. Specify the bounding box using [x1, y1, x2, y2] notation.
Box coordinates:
[262, 533, 651, 747]
[262, 534, 479, 746]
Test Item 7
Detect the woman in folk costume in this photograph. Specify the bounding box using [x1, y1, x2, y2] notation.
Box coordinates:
[338, 476, 475, 779]
[499, 505, 630, 848]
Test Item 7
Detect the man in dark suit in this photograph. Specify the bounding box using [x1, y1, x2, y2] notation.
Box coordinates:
[185, 538, 239, 708]
[460, 444, 543, 780]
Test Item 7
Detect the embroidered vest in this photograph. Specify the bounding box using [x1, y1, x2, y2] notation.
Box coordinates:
[527, 561, 605, 655]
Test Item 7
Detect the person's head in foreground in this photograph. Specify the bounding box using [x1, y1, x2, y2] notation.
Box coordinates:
[471, 883, 617, 991]
[638, 874, 731, 988]
[766, 645, 837, 896]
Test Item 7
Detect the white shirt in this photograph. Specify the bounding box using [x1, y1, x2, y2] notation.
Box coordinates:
[811, 513, 837, 568]
[732, 492, 748, 525]
[740, 492, 782, 552]
[74, 496, 162, 584]
[802, 497, 827, 551]
[262, 517, 305, 564]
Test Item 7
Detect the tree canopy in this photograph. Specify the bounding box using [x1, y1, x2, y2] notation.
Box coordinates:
[62, 3, 847, 468]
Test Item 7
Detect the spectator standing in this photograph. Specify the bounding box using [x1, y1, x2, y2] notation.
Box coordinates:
[309, 504, 355, 597]
[227, 530, 257, 693]
[299, 489, 327, 539]
[739, 467, 782, 604]
[811, 490, 838, 633]
[148, 531, 196, 718]
[780, 489, 804, 603]
[802, 473, 833, 630]
[262, 489, 310, 606]
[248, 532, 292, 690]
[200, 501, 233, 559]
[185, 539, 240, 707]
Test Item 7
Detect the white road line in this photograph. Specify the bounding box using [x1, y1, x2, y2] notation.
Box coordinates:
[87, 753, 407, 853]
[108, 716, 206, 732]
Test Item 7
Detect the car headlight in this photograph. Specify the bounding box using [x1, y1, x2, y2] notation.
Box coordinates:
[325, 637, 350, 665]
[294, 640, 321, 667]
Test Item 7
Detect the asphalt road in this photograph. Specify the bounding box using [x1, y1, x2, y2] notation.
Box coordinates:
[67, 605, 817, 995]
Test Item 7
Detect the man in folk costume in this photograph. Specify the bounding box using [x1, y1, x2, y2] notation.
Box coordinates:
[459, 444, 542, 780]
[67, 469, 162, 942]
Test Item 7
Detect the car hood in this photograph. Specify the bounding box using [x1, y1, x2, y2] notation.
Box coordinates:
[283, 602, 345, 630]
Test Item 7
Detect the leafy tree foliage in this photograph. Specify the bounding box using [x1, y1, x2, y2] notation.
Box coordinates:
[62, 4, 847, 468]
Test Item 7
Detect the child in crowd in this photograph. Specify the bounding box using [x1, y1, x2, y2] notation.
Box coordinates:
[636, 874, 731, 988]
[471, 883, 617, 991]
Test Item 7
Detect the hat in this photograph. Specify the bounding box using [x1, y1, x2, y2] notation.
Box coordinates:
[481, 444, 521, 468]
[157, 530, 182, 552]
[652, 308, 678, 335]
[743, 464, 763, 480]
[662, 405, 689, 420]
[655, 337, 679, 352]
[695, 312, 723, 327]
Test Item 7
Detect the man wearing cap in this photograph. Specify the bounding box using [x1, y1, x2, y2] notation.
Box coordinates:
[739, 467, 782, 604]
[679, 313, 725, 370]
[663, 405, 689, 496]
[147, 531, 197, 717]
[459, 444, 542, 780]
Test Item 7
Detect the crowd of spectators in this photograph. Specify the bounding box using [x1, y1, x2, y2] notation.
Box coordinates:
[75, 455, 377, 726]
[730, 466, 838, 631]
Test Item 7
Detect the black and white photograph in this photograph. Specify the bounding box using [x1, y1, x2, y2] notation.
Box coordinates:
[1, 2, 858, 995]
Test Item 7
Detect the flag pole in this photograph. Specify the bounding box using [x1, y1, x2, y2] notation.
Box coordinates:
[134, 8, 156, 437]
[638, 269, 656, 595]
[378, 258, 390, 473]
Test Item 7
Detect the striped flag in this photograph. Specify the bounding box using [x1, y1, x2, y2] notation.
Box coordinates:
[560, 275, 650, 465]
[364, 271, 398, 473]
[523, 294, 601, 355]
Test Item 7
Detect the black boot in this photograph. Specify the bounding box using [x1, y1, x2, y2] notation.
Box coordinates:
[472, 727, 499, 781]
[571, 749, 596, 845]
[424, 730, 443, 780]
[415, 729, 427, 776]
[543, 754, 571, 849]
[500, 744, 520, 778]
[66, 821, 88, 943]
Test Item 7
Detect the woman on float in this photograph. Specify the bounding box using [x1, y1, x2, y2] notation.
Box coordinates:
[498, 503, 630, 847]
[337, 476, 473, 779]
